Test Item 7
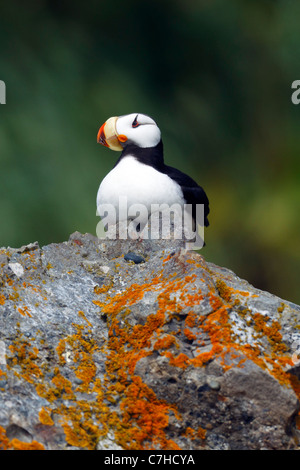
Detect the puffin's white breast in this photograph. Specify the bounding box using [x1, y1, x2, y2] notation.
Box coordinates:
[97, 156, 184, 220]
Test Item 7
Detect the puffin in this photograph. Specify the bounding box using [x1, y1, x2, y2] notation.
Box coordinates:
[96, 113, 209, 244]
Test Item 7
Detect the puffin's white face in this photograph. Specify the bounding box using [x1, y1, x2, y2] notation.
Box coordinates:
[97, 113, 161, 151]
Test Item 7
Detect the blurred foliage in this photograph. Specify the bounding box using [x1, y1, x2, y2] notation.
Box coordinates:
[0, 0, 299, 303]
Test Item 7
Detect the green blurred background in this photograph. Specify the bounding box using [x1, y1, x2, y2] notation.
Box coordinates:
[0, 0, 299, 303]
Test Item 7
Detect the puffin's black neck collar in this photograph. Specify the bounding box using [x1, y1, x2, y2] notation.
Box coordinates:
[114, 141, 165, 170]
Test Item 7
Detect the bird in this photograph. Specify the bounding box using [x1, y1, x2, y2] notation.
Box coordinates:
[96, 113, 209, 246]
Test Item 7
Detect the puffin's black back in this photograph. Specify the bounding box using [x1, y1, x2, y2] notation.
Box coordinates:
[163, 164, 210, 227]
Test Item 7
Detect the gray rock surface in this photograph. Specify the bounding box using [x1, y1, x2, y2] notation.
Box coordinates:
[0, 231, 299, 450]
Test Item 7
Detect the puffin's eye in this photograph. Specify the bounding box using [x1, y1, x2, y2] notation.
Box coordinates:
[132, 115, 140, 128]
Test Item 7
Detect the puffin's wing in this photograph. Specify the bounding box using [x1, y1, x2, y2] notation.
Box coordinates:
[163, 165, 210, 226]
[180, 185, 210, 227]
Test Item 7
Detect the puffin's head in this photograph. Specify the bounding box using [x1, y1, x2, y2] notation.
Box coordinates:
[97, 113, 161, 151]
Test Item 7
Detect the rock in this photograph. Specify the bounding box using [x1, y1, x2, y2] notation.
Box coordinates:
[124, 252, 145, 264]
[0, 232, 299, 450]
[7, 263, 24, 278]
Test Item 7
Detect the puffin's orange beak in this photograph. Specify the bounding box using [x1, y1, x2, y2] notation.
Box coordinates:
[97, 116, 125, 151]
[97, 122, 109, 147]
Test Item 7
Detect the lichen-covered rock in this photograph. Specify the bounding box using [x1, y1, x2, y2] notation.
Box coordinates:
[0, 232, 299, 450]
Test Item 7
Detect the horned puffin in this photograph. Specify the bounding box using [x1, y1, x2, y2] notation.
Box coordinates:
[96, 113, 209, 243]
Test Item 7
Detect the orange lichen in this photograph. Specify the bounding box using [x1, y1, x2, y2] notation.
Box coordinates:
[0, 425, 44, 450]
[9, 288, 20, 301]
[116, 376, 180, 450]
[59, 412, 100, 449]
[39, 407, 54, 426]
[56, 338, 67, 365]
[94, 284, 111, 295]
[0, 425, 11, 450]
[185, 311, 197, 328]
[277, 302, 285, 314]
[93, 273, 186, 318]
[36, 296, 181, 450]
[182, 426, 206, 441]
[7, 333, 43, 384]
[192, 344, 223, 368]
[10, 439, 45, 450]
[215, 279, 233, 303]
[216, 279, 251, 304]
[21, 282, 48, 301]
[153, 334, 177, 351]
[252, 313, 287, 354]
[162, 254, 173, 264]
[184, 274, 197, 283]
[0, 294, 5, 305]
[204, 305, 232, 345]
[17, 306, 32, 317]
[95, 275, 189, 449]
[93, 283, 145, 314]
[209, 291, 224, 311]
[35, 329, 108, 449]
[197, 426, 207, 440]
[78, 310, 92, 327]
[164, 352, 190, 369]
[107, 311, 166, 378]
[183, 328, 197, 341]
[203, 278, 296, 391]
[36, 368, 75, 403]
[183, 291, 204, 307]
[182, 426, 196, 439]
